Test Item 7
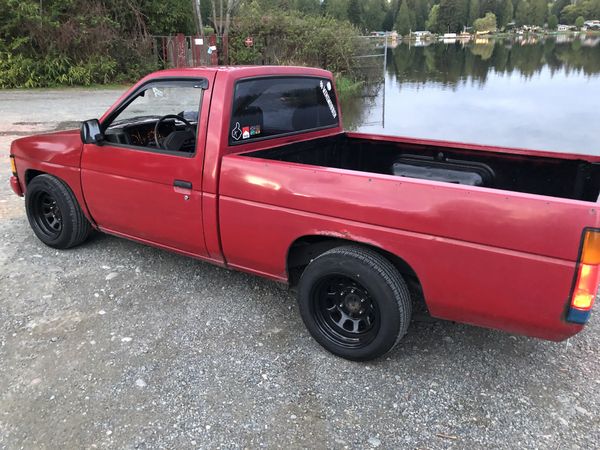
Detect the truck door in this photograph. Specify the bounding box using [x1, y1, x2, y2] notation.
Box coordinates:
[80, 78, 212, 257]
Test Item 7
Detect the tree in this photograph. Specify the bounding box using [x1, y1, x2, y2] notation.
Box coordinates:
[515, 0, 530, 26]
[473, 11, 496, 31]
[426, 4, 440, 32]
[348, 0, 363, 28]
[437, 0, 469, 33]
[551, 0, 570, 19]
[499, 0, 514, 27]
[575, 15, 585, 29]
[468, 0, 480, 26]
[323, 0, 349, 21]
[207, 0, 243, 38]
[396, 0, 412, 34]
[529, 0, 547, 27]
[548, 14, 558, 29]
[363, 0, 388, 31]
[294, 0, 320, 15]
[192, 0, 205, 36]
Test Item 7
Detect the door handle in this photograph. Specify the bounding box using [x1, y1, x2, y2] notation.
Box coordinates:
[174, 180, 192, 189]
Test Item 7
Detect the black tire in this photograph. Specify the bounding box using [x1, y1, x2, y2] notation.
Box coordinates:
[297, 246, 412, 361]
[25, 174, 91, 249]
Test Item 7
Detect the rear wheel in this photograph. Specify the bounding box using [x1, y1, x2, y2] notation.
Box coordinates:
[297, 246, 412, 361]
[25, 174, 91, 249]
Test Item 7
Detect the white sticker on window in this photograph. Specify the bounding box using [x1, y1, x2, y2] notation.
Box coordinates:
[231, 122, 242, 141]
[320, 80, 337, 119]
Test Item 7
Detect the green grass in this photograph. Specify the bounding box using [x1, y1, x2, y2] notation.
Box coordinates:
[335, 76, 364, 100]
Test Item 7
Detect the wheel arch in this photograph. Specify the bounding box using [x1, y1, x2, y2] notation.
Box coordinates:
[286, 234, 426, 309]
[25, 169, 46, 186]
[23, 168, 97, 228]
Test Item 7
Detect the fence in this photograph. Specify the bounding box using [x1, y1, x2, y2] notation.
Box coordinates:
[152, 34, 229, 68]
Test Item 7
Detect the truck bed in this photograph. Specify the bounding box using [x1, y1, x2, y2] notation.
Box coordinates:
[219, 132, 600, 341]
[244, 133, 600, 202]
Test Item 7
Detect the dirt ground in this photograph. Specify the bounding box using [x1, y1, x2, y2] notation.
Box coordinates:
[1, 88, 599, 449]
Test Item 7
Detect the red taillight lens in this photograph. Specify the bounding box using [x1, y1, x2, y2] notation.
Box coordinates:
[567, 230, 600, 323]
[572, 263, 599, 311]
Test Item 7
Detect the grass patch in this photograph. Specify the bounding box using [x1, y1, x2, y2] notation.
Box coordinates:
[335, 76, 364, 100]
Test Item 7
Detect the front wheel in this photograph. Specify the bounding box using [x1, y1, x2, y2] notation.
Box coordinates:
[297, 246, 412, 361]
[25, 174, 91, 249]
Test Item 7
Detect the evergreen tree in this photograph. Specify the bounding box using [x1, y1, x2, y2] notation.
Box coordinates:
[348, 0, 363, 28]
[530, 0, 547, 26]
[515, 0, 530, 26]
[548, 14, 558, 29]
[469, 0, 480, 26]
[396, 0, 412, 34]
[437, 0, 469, 33]
[499, 0, 514, 27]
[426, 4, 440, 32]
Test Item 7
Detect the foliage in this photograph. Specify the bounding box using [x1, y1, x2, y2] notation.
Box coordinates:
[396, 0, 413, 35]
[334, 75, 364, 99]
[473, 12, 497, 32]
[228, 8, 360, 75]
[515, 0, 530, 26]
[0, 53, 120, 88]
[561, 0, 600, 24]
[437, 0, 469, 33]
[575, 16, 585, 29]
[529, 0, 548, 27]
[468, 0, 480, 25]
[499, 0, 514, 28]
[347, 0, 363, 29]
[426, 4, 441, 33]
[0, 0, 174, 87]
[548, 14, 559, 30]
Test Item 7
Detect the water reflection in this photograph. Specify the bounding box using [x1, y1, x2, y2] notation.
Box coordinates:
[342, 36, 600, 155]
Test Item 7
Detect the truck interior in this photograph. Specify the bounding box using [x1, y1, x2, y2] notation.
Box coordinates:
[244, 134, 600, 202]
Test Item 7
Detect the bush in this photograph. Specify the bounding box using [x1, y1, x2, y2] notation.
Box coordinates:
[0, 54, 119, 88]
[575, 16, 585, 29]
[473, 12, 497, 32]
[228, 7, 360, 75]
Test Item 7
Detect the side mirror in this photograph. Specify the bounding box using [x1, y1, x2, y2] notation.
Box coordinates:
[80, 119, 104, 145]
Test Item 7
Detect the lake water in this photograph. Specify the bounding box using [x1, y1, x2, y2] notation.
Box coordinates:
[341, 35, 600, 156]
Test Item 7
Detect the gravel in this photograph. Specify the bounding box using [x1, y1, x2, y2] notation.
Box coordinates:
[1, 88, 599, 449]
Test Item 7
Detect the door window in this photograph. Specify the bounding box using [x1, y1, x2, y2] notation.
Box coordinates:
[103, 81, 204, 154]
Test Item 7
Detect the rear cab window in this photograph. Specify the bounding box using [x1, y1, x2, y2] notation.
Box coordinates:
[229, 76, 339, 145]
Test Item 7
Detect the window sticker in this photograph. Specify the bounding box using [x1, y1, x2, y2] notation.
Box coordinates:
[320, 80, 337, 119]
[231, 122, 242, 141]
[250, 125, 261, 136]
[242, 126, 250, 139]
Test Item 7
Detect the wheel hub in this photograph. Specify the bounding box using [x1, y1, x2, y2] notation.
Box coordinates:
[312, 275, 379, 348]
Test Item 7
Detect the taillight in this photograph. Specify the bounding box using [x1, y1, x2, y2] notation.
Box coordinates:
[567, 229, 600, 324]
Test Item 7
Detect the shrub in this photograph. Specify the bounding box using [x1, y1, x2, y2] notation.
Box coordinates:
[228, 8, 360, 75]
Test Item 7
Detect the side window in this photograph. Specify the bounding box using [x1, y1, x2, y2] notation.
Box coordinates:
[103, 81, 204, 154]
[230, 77, 339, 145]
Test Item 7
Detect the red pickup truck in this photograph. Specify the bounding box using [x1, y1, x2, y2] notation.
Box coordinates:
[8, 66, 600, 360]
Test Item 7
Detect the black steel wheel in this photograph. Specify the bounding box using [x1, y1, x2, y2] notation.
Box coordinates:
[298, 246, 412, 361]
[312, 275, 380, 349]
[29, 190, 63, 239]
[25, 174, 91, 249]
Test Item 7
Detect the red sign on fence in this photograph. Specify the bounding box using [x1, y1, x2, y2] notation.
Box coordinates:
[245, 37, 254, 47]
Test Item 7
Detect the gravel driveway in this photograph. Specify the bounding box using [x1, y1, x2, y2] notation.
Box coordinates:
[1, 88, 599, 449]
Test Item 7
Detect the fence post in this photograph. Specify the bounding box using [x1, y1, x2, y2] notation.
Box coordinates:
[175, 33, 186, 68]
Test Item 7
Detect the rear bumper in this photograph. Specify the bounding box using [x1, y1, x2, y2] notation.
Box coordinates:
[10, 176, 23, 197]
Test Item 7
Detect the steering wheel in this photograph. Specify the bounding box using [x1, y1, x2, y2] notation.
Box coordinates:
[154, 114, 196, 150]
